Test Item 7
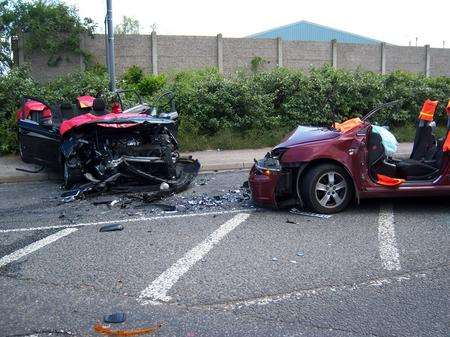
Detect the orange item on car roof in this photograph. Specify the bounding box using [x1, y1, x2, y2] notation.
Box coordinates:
[376, 174, 405, 187]
[334, 117, 362, 133]
[418, 99, 438, 122]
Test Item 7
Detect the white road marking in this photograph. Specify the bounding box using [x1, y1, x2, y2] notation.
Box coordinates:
[0, 228, 78, 268]
[378, 203, 401, 271]
[214, 270, 430, 310]
[0, 209, 253, 234]
[139, 213, 250, 305]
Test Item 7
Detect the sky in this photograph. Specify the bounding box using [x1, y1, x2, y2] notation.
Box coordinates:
[65, 0, 449, 48]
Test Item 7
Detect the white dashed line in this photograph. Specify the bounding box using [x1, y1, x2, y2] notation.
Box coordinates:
[139, 213, 250, 305]
[0, 209, 253, 234]
[378, 203, 401, 271]
[0, 228, 78, 268]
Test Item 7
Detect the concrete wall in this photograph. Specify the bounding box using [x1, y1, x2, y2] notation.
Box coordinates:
[158, 35, 217, 73]
[337, 43, 381, 72]
[283, 41, 331, 70]
[223, 38, 278, 73]
[18, 33, 450, 82]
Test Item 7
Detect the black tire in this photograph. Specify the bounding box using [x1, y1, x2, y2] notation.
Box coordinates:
[63, 160, 83, 189]
[299, 163, 354, 214]
[18, 139, 32, 164]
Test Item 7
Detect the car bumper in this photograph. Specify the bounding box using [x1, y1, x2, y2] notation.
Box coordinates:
[248, 165, 281, 207]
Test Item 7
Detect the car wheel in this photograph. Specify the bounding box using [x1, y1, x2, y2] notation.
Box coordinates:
[18, 141, 32, 164]
[63, 160, 83, 189]
[299, 164, 353, 214]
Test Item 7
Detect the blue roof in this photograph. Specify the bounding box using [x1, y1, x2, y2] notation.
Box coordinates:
[249, 20, 381, 44]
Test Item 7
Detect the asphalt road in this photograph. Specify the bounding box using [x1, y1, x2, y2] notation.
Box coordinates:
[0, 171, 448, 337]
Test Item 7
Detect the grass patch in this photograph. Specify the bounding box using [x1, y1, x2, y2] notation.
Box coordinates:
[391, 125, 447, 142]
[179, 128, 290, 152]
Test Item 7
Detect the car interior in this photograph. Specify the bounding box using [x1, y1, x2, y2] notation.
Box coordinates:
[369, 100, 448, 183]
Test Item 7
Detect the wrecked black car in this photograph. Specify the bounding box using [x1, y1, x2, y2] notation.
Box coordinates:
[17, 91, 200, 197]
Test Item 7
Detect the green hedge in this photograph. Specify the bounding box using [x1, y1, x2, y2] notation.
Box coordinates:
[0, 65, 449, 154]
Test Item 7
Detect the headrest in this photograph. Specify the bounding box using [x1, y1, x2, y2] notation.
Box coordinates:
[60, 102, 72, 110]
[418, 99, 438, 122]
[93, 98, 106, 112]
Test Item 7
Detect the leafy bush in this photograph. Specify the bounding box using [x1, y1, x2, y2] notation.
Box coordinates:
[0, 65, 449, 155]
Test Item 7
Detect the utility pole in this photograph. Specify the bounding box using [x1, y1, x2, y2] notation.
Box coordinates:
[106, 0, 116, 91]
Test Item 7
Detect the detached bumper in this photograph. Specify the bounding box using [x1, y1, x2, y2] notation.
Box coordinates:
[248, 165, 281, 207]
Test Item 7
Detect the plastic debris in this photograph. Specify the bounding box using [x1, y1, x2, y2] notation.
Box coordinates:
[99, 224, 124, 232]
[289, 260, 297, 264]
[271, 257, 278, 261]
[110, 200, 120, 207]
[290, 208, 332, 219]
[104, 312, 126, 324]
[93, 322, 162, 336]
[285, 219, 296, 224]
[296, 251, 305, 257]
[160, 182, 170, 191]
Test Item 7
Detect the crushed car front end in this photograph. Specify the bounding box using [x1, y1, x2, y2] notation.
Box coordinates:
[249, 148, 296, 208]
[60, 113, 199, 193]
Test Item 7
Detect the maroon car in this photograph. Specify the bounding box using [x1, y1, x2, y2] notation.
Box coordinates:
[249, 100, 450, 213]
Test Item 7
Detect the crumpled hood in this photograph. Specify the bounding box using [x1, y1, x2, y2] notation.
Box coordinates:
[275, 125, 340, 149]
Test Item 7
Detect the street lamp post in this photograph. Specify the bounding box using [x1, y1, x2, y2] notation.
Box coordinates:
[106, 0, 116, 91]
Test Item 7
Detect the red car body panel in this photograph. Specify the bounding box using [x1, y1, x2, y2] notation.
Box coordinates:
[59, 112, 145, 135]
[249, 122, 450, 208]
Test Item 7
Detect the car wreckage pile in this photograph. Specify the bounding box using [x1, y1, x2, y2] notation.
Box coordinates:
[17, 91, 200, 202]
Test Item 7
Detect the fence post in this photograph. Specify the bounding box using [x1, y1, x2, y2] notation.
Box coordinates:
[425, 44, 430, 77]
[151, 31, 158, 75]
[380, 42, 386, 74]
[331, 39, 337, 69]
[217, 33, 223, 73]
[276, 37, 283, 67]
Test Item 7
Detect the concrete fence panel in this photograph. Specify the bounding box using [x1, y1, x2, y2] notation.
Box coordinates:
[337, 43, 382, 72]
[385, 45, 427, 74]
[429, 48, 450, 77]
[283, 41, 331, 71]
[222, 38, 277, 74]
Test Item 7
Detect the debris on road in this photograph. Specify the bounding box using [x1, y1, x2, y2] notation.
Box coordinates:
[289, 208, 332, 219]
[99, 224, 124, 232]
[285, 219, 297, 224]
[93, 322, 162, 336]
[104, 312, 126, 324]
[296, 251, 305, 257]
[271, 257, 278, 261]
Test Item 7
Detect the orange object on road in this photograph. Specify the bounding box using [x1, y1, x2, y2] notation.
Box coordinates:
[93, 322, 162, 336]
[418, 99, 439, 122]
[334, 118, 362, 133]
[376, 174, 405, 187]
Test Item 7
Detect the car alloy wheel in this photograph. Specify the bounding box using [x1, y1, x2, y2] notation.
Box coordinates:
[314, 171, 347, 208]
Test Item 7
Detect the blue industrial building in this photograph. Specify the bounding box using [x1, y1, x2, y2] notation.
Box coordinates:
[249, 20, 381, 44]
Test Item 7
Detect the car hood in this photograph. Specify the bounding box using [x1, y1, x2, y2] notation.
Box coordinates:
[275, 125, 340, 149]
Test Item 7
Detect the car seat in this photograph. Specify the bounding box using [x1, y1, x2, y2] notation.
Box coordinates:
[410, 99, 438, 161]
[92, 98, 107, 116]
[59, 102, 75, 121]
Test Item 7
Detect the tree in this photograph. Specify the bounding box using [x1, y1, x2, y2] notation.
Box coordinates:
[115, 16, 140, 35]
[0, 0, 96, 73]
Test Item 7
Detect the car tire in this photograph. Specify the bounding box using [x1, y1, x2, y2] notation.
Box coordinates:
[63, 160, 83, 189]
[299, 163, 353, 214]
[18, 140, 32, 164]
